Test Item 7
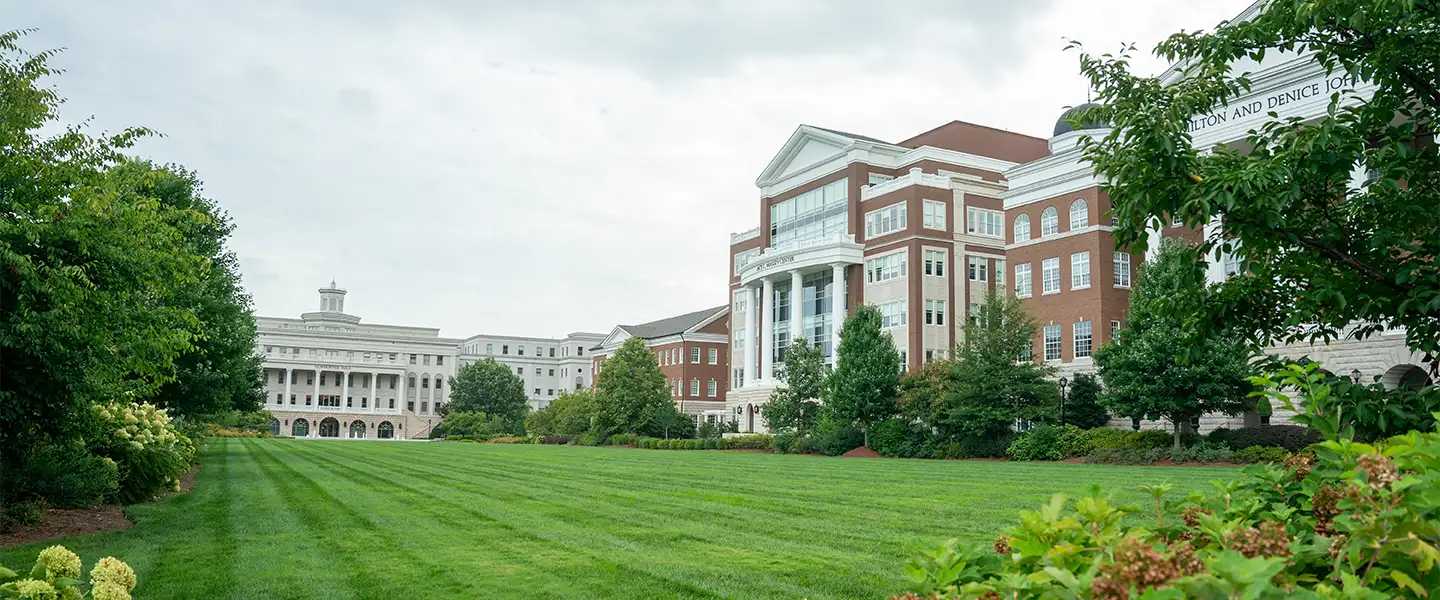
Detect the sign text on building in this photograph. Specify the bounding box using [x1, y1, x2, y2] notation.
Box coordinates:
[1188, 74, 1357, 134]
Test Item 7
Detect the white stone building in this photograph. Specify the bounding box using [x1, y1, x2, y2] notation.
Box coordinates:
[258, 282, 603, 439]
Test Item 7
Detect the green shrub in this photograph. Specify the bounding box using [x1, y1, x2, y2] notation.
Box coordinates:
[88, 401, 193, 504]
[1233, 445, 1291, 464]
[813, 416, 863, 456]
[539, 435, 570, 445]
[870, 418, 934, 458]
[1207, 424, 1321, 452]
[938, 441, 967, 459]
[9, 442, 120, 509]
[1006, 425, 1088, 461]
[1079, 428, 1174, 451]
[1169, 439, 1234, 464]
[485, 436, 527, 444]
[431, 411, 517, 439]
[700, 438, 715, 450]
[726, 434, 773, 450]
[959, 433, 1017, 459]
[0, 499, 44, 533]
[771, 431, 800, 454]
[1083, 447, 1166, 465]
[609, 433, 638, 446]
[714, 438, 728, 450]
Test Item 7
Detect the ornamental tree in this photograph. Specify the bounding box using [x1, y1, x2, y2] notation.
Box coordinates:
[1061, 372, 1111, 430]
[824, 304, 901, 447]
[446, 358, 529, 430]
[1094, 238, 1257, 451]
[1073, 0, 1440, 362]
[593, 336, 680, 438]
[764, 339, 826, 435]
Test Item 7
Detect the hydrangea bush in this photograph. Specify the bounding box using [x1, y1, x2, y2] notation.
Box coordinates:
[89, 401, 196, 504]
[0, 545, 138, 600]
[896, 365, 1440, 599]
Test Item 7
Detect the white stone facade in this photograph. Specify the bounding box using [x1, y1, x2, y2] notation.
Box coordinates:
[258, 282, 603, 439]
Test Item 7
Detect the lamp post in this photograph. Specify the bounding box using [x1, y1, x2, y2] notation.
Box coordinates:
[1058, 376, 1069, 426]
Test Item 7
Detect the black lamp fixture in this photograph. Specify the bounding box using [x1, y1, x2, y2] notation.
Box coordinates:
[1058, 376, 1069, 425]
[1352, 369, 1363, 384]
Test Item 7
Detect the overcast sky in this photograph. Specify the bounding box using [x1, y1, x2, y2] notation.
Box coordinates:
[13, 0, 1253, 338]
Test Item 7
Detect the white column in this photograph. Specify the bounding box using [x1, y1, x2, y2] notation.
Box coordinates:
[760, 277, 775, 382]
[283, 368, 292, 411]
[831, 263, 846, 360]
[312, 369, 320, 410]
[370, 372, 378, 413]
[789, 269, 804, 354]
[742, 284, 757, 387]
[341, 371, 349, 414]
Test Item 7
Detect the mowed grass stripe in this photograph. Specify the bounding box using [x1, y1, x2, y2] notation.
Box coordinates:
[3, 439, 1239, 600]
[274, 439, 730, 600]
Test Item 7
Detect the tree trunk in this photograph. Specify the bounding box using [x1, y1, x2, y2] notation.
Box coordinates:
[1172, 420, 1182, 453]
[863, 424, 870, 449]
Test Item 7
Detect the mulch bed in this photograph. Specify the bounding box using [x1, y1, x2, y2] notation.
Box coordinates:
[841, 446, 883, 458]
[0, 464, 201, 550]
[0, 507, 132, 550]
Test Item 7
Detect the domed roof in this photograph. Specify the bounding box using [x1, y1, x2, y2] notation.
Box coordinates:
[1053, 103, 1106, 137]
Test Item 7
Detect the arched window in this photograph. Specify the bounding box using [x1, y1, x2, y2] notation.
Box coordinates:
[1040, 207, 1059, 237]
[292, 418, 309, 437]
[319, 417, 339, 438]
[378, 421, 394, 439]
[269, 418, 280, 436]
[1014, 213, 1030, 242]
[349, 420, 366, 439]
[1069, 199, 1088, 229]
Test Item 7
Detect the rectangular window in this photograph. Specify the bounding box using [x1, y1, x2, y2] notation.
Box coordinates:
[486, 343, 493, 355]
[968, 303, 982, 325]
[865, 251, 907, 283]
[435, 378, 442, 390]
[690, 379, 700, 396]
[534, 388, 541, 396]
[707, 379, 718, 397]
[346, 396, 353, 408]
[548, 368, 555, 376]
[548, 389, 554, 396]
[534, 368, 542, 375]
[423, 354, 431, 366]
[690, 347, 700, 364]
[1113, 252, 1132, 287]
[898, 350, 907, 372]
[1074, 321, 1093, 358]
[437, 356, 444, 365]
[515, 367, 523, 375]
[734, 328, 746, 349]
[966, 207, 1002, 237]
[868, 172, 894, 185]
[925, 299, 946, 326]
[518, 346, 525, 356]
[1223, 251, 1243, 277]
[407, 400, 414, 412]
[734, 248, 761, 276]
[409, 354, 417, 364]
[549, 348, 555, 357]
[1044, 324, 1062, 361]
[968, 256, 988, 282]
[876, 300, 908, 329]
[995, 259, 1005, 285]
[1071, 252, 1091, 289]
[864, 202, 907, 238]
[708, 348, 718, 364]
[923, 200, 947, 230]
[275, 393, 283, 405]
[923, 249, 945, 276]
[733, 288, 748, 312]
[1111, 320, 1121, 339]
[421, 378, 428, 388]
[502, 345, 509, 355]
[1042, 258, 1060, 294]
[1015, 263, 1032, 298]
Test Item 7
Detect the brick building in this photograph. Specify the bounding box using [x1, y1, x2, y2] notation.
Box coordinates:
[591, 306, 731, 422]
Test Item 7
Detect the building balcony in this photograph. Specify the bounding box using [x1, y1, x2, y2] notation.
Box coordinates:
[260, 351, 417, 369]
[737, 232, 864, 286]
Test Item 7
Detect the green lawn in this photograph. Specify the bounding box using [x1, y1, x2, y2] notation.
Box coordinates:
[3, 438, 1238, 599]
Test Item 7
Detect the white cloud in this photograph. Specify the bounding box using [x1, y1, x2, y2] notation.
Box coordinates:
[12, 0, 1254, 337]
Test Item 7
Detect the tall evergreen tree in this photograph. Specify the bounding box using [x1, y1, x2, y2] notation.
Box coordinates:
[593, 337, 685, 438]
[1095, 238, 1257, 450]
[1061, 373, 1110, 430]
[824, 304, 900, 447]
[447, 358, 530, 429]
[763, 340, 826, 435]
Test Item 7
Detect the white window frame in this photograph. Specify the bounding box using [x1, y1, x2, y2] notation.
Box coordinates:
[690, 378, 700, 397]
[708, 348, 718, 364]
[734, 328, 746, 349]
[1040, 207, 1059, 237]
[1110, 320, 1121, 339]
[1074, 320, 1092, 358]
[1043, 324, 1062, 361]
[1069, 199, 1088, 230]
[864, 202, 907, 238]
[876, 301, 908, 329]
[1113, 252, 1131, 288]
[923, 249, 946, 277]
[1041, 258, 1060, 295]
[923, 200, 947, 230]
[924, 299, 946, 326]
[733, 288, 748, 312]
[967, 256, 988, 282]
[690, 347, 700, 364]
[1015, 263, 1032, 298]
[966, 207, 1002, 237]
[865, 250, 908, 284]
[1014, 213, 1031, 242]
[707, 379, 717, 397]
[1071, 252, 1091, 290]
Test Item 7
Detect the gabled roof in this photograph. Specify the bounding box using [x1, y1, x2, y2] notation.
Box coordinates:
[755, 124, 904, 187]
[808, 125, 891, 145]
[591, 306, 729, 350]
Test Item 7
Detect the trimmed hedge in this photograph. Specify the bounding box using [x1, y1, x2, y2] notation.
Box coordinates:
[1006, 425, 1088, 461]
[1233, 445, 1291, 464]
[726, 434, 773, 450]
[609, 433, 638, 446]
[1207, 424, 1321, 452]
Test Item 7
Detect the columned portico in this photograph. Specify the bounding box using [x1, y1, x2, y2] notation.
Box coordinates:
[830, 263, 846, 358]
[742, 287, 757, 386]
[760, 277, 775, 383]
[788, 269, 804, 357]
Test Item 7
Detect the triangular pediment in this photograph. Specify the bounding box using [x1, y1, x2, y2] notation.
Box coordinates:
[755, 126, 860, 187]
[599, 326, 632, 349]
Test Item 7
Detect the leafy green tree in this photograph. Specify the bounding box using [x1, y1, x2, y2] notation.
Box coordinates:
[0, 31, 206, 471]
[524, 388, 598, 437]
[593, 337, 679, 437]
[917, 288, 1058, 440]
[824, 304, 901, 447]
[1095, 238, 1257, 451]
[763, 340, 826, 435]
[446, 358, 528, 431]
[105, 160, 265, 417]
[1060, 373, 1110, 430]
[1074, 0, 1440, 361]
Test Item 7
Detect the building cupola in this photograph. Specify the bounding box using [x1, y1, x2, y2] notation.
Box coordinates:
[1052, 103, 1107, 137]
[319, 280, 347, 313]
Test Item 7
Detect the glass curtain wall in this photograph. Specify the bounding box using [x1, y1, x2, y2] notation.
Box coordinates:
[769, 179, 848, 248]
